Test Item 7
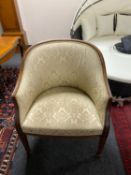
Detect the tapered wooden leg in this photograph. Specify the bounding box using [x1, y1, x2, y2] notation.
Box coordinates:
[12, 97, 31, 157]
[96, 126, 110, 157]
[17, 129, 31, 158]
[96, 99, 112, 157]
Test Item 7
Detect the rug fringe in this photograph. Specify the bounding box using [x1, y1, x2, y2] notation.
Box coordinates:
[0, 129, 18, 175]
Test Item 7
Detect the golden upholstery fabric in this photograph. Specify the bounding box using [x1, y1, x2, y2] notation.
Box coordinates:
[15, 41, 110, 133]
[22, 87, 103, 136]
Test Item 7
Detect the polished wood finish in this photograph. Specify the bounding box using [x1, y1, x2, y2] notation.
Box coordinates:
[0, 0, 20, 32]
[12, 97, 31, 157]
[96, 98, 112, 157]
[0, 36, 23, 64]
[0, 0, 27, 44]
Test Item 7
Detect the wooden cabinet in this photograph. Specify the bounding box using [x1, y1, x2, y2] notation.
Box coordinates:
[0, 0, 27, 44]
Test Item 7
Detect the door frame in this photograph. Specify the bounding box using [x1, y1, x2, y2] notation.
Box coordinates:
[14, 0, 28, 45]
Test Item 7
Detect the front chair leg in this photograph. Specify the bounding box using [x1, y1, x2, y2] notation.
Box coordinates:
[13, 97, 31, 157]
[96, 126, 110, 157]
[17, 129, 31, 158]
[96, 99, 112, 157]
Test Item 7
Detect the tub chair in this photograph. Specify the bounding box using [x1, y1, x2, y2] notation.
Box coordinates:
[12, 40, 112, 158]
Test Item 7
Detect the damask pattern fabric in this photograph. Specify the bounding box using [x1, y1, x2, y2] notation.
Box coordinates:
[22, 87, 103, 136]
[15, 41, 110, 131]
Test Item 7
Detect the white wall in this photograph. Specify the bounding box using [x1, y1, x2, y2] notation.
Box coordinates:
[17, 0, 82, 45]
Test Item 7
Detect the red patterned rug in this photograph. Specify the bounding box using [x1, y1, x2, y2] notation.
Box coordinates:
[111, 103, 131, 175]
[0, 67, 19, 175]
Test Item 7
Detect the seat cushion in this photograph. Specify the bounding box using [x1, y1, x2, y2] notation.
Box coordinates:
[22, 87, 103, 136]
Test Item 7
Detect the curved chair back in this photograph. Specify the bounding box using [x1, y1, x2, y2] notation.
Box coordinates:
[13, 40, 111, 125]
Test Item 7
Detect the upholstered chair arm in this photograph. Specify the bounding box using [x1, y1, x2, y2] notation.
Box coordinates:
[77, 44, 112, 126]
[85, 82, 111, 127]
[12, 53, 43, 125]
[12, 86, 39, 126]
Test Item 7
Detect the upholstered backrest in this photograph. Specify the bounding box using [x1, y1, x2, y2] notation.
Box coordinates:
[13, 40, 111, 125]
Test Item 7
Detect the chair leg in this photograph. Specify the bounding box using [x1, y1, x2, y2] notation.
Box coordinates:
[13, 96, 31, 158]
[96, 126, 110, 157]
[17, 130, 31, 158]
